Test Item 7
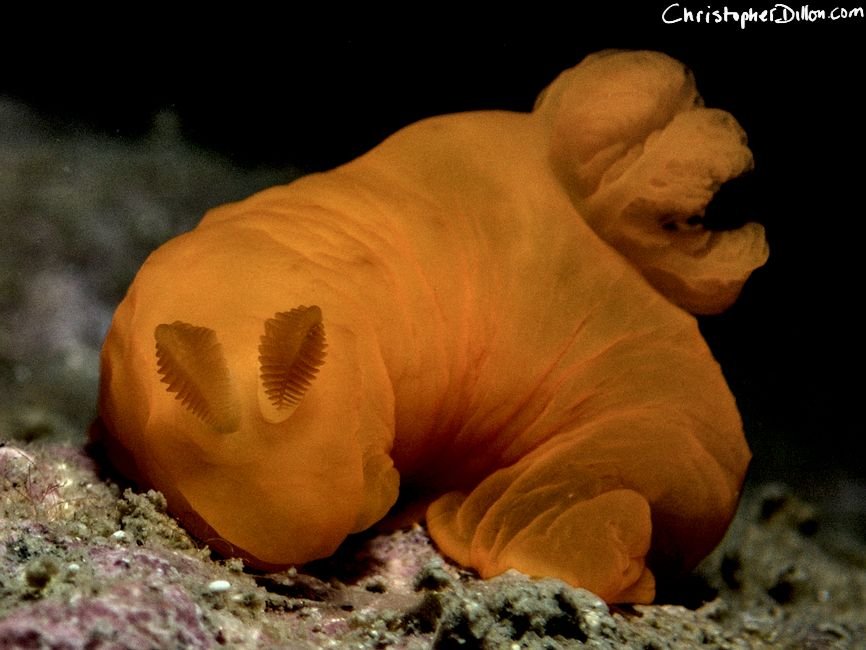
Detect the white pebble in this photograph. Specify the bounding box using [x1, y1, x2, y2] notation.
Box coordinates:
[66, 563, 80, 574]
[207, 579, 231, 593]
[111, 531, 127, 541]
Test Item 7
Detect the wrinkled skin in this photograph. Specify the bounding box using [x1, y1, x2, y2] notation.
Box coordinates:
[96, 50, 766, 603]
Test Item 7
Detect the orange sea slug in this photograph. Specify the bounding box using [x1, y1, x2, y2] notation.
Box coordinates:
[95, 50, 768, 603]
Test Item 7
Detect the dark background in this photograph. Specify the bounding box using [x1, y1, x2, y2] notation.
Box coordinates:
[2, 8, 863, 507]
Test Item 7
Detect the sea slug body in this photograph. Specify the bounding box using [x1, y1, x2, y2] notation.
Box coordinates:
[95, 50, 768, 603]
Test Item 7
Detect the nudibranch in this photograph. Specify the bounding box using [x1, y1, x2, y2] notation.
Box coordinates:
[95, 50, 768, 603]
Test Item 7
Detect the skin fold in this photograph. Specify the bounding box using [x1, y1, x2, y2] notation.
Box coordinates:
[95, 50, 767, 603]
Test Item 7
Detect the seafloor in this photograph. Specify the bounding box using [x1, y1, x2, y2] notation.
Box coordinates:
[1, 100, 864, 649]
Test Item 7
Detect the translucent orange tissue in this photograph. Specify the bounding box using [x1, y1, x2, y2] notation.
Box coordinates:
[95, 50, 766, 604]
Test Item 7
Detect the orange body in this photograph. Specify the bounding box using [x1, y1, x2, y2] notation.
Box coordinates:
[96, 51, 767, 603]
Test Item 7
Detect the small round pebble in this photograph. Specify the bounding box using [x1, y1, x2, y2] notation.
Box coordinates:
[207, 579, 231, 593]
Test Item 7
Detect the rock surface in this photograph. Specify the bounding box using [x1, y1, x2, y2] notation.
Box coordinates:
[0, 442, 864, 648]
